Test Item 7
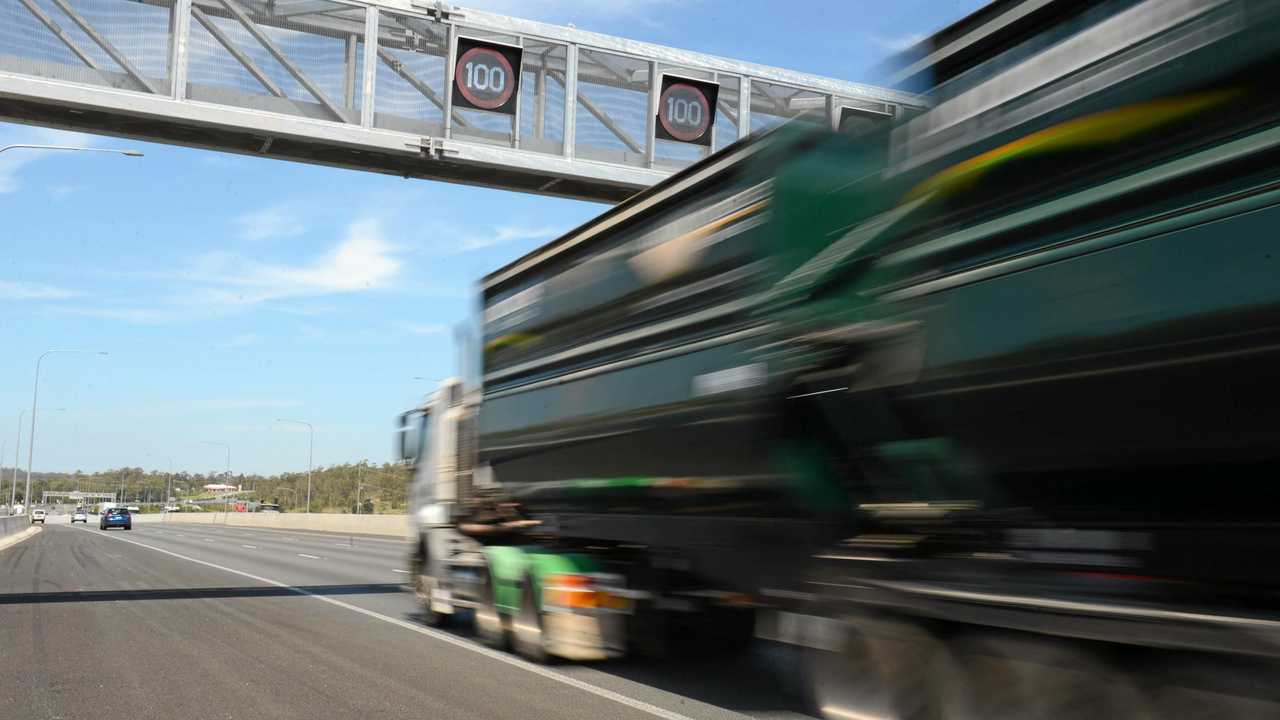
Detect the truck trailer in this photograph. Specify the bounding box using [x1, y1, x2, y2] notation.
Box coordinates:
[399, 0, 1280, 715]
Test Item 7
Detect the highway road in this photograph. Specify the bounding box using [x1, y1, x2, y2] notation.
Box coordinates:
[0, 520, 810, 720]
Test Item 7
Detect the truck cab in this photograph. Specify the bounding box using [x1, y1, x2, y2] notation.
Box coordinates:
[398, 379, 488, 626]
[398, 379, 636, 661]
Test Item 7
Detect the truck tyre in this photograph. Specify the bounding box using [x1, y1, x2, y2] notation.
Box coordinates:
[951, 632, 1152, 720]
[809, 617, 961, 720]
[1144, 656, 1280, 719]
[512, 572, 551, 663]
[475, 570, 508, 650]
[416, 573, 447, 628]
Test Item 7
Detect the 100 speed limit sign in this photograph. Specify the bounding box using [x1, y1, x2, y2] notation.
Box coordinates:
[656, 75, 720, 146]
[453, 38, 523, 114]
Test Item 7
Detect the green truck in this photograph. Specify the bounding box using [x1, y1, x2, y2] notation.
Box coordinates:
[399, 0, 1280, 715]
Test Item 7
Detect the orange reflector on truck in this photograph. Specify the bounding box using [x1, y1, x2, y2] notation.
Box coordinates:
[544, 574, 631, 611]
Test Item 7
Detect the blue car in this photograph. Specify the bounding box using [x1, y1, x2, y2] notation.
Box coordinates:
[99, 508, 131, 531]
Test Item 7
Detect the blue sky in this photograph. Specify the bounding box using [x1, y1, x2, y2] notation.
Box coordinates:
[0, 0, 984, 476]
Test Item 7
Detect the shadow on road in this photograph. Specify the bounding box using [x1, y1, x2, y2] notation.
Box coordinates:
[403, 609, 814, 717]
[0, 583, 404, 604]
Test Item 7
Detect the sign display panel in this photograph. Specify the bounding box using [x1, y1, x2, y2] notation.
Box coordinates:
[838, 104, 894, 134]
[453, 37, 523, 114]
[655, 74, 719, 146]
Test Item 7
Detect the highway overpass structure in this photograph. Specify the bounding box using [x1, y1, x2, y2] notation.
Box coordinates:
[0, 0, 921, 202]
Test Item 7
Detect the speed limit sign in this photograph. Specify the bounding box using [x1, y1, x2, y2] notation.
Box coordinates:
[453, 37, 523, 114]
[655, 75, 720, 146]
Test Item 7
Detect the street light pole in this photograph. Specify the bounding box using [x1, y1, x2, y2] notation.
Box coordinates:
[12, 407, 67, 512]
[277, 419, 313, 513]
[0, 144, 143, 157]
[355, 463, 365, 514]
[146, 453, 175, 508]
[9, 411, 19, 513]
[26, 351, 105, 514]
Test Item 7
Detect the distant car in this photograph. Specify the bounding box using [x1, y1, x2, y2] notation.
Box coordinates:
[126, 505, 141, 513]
[163, 505, 180, 512]
[30, 509, 46, 524]
[71, 509, 88, 523]
[99, 508, 131, 531]
[258, 504, 281, 513]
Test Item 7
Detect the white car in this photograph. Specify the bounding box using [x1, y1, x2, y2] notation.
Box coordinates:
[163, 505, 180, 512]
[30, 509, 46, 524]
[71, 509, 88, 524]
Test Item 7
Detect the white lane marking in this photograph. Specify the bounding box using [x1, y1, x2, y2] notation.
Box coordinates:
[242, 544, 257, 549]
[391, 569, 410, 574]
[297, 553, 322, 560]
[76, 527, 703, 720]
[334, 543, 352, 548]
[204, 538, 215, 543]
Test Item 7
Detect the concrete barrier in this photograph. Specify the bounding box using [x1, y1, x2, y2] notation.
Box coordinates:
[0, 514, 30, 540]
[145, 511, 412, 539]
[0, 514, 40, 552]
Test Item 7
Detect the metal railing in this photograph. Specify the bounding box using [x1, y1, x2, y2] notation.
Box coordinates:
[0, 0, 921, 201]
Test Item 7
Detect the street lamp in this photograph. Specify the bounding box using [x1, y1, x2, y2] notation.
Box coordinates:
[26, 351, 106, 514]
[0, 144, 143, 157]
[11, 407, 67, 512]
[200, 441, 231, 512]
[354, 462, 364, 514]
[276, 419, 314, 513]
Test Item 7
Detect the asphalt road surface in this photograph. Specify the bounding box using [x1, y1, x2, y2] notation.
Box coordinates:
[0, 519, 810, 720]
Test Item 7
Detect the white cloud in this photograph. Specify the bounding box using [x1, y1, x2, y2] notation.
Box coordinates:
[235, 206, 304, 241]
[220, 333, 257, 348]
[188, 217, 403, 308]
[205, 397, 302, 411]
[296, 324, 327, 340]
[0, 127, 100, 194]
[870, 32, 926, 53]
[52, 306, 174, 324]
[463, 0, 677, 22]
[264, 218, 400, 292]
[198, 153, 242, 168]
[458, 224, 561, 252]
[34, 218, 403, 325]
[401, 322, 446, 335]
[65, 397, 302, 420]
[0, 280, 78, 300]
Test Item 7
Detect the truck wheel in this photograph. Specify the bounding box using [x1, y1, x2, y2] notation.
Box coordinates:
[475, 571, 508, 650]
[952, 633, 1152, 720]
[416, 574, 448, 628]
[1145, 656, 1280, 719]
[810, 617, 961, 720]
[512, 572, 551, 663]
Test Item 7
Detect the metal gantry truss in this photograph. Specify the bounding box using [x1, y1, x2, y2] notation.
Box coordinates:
[0, 0, 921, 201]
[42, 490, 115, 503]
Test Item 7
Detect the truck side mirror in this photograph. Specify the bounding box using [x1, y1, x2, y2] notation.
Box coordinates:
[396, 411, 419, 462]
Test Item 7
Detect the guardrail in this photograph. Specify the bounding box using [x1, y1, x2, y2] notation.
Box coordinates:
[148, 511, 411, 539]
